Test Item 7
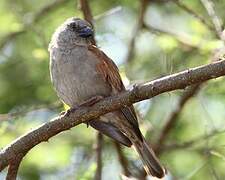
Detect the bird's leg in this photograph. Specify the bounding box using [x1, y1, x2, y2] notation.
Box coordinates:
[63, 95, 104, 118]
[60, 105, 79, 117]
[60, 111, 66, 116]
[79, 95, 104, 128]
[79, 95, 104, 107]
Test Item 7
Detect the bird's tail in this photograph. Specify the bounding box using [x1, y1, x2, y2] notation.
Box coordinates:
[133, 139, 165, 178]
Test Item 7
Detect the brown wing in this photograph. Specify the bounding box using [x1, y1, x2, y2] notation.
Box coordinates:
[88, 45, 143, 140]
[88, 45, 124, 92]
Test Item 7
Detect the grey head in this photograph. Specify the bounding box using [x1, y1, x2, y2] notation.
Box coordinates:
[49, 17, 94, 48]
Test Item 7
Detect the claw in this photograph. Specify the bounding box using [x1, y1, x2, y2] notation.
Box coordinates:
[61, 96, 104, 117]
[64, 109, 72, 117]
[132, 83, 140, 97]
[62, 106, 78, 117]
[79, 95, 104, 107]
[60, 111, 66, 116]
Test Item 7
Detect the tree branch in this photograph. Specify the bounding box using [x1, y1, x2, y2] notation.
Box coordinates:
[162, 128, 225, 151]
[94, 133, 103, 180]
[6, 153, 24, 180]
[79, 0, 96, 44]
[154, 84, 201, 154]
[33, 0, 68, 24]
[1, 59, 225, 171]
[153, 49, 224, 155]
[79, 0, 94, 25]
[200, 0, 223, 39]
[125, 0, 148, 63]
[94, 6, 122, 21]
[0, 102, 61, 122]
[143, 23, 200, 49]
[114, 142, 147, 179]
[114, 142, 131, 177]
[172, 0, 216, 35]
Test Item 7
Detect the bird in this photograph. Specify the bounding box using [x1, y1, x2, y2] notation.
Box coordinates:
[48, 17, 165, 178]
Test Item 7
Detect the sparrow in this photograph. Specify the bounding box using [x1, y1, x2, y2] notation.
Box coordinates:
[48, 17, 165, 178]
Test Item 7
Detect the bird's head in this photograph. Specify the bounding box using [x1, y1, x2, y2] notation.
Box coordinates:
[50, 17, 94, 47]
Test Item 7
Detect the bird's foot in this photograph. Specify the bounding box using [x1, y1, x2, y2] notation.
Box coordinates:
[60, 106, 79, 117]
[132, 83, 140, 97]
[79, 95, 104, 107]
[60, 96, 104, 117]
[60, 110, 66, 116]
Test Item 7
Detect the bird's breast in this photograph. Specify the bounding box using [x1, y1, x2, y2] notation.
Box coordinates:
[50, 46, 111, 107]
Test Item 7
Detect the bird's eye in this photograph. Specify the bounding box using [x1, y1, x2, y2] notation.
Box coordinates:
[68, 22, 77, 30]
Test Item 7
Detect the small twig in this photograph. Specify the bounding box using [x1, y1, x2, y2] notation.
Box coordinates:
[137, 85, 200, 177]
[154, 51, 224, 154]
[0, 101, 61, 122]
[182, 161, 207, 180]
[161, 128, 225, 151]
[200, 0, 223, 39]
[6, 154, 24, 180]
[125, 0, 148, 63]
[79, 0, 96, 45]
[154, 84, 201, 154]
[173, 0, 216, 35]
[79, 0, 94, 25]
[114, 142, 131, 176]
[33, 0, 68, 24]
[94, 133, 103, 180]
[114, 143, 147, 179]
[94, 6, 122, 20]
[0, 0, 68, 51]
[208, 161, 220, 180]
[143, 23, 200, 49]
[0, 31, 25, 50]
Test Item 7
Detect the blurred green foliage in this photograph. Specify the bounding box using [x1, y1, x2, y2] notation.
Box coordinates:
[0, 0, 225, 179]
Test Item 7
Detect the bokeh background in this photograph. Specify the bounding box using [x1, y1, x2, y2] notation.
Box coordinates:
[1, 0, 225, 179]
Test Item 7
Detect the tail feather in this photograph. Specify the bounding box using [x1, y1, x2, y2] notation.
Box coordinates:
[134, 139, 165, 178]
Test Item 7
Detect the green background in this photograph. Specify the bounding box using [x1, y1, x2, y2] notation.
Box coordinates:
[0, 0, 225, 179]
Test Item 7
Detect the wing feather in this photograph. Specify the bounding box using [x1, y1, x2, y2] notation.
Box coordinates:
[88, 45, 124, 91]
[88, 45, 143, 141]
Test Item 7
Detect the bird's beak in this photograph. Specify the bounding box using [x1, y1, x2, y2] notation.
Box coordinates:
[77, 26, 94, 38]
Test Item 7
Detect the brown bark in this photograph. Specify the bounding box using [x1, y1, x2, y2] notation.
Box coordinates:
[1, 59, 225, 172]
